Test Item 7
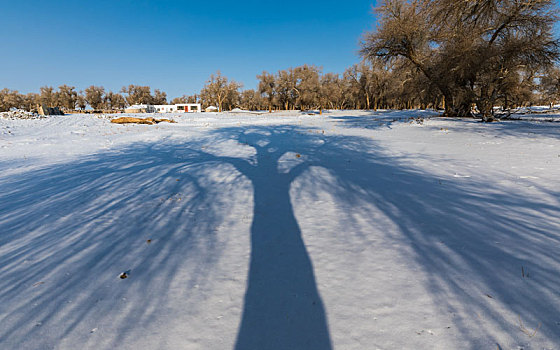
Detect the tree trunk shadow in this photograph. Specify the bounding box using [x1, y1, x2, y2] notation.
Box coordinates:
[233, 136, 332, 349]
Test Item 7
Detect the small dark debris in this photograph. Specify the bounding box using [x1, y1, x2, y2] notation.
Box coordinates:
[146, 239, 152, 244]
[486, 294, 493, 299]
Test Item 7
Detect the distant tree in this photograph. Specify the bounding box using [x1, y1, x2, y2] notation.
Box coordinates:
[39, 86, 57, 107]
[171, 94, 199, 104]
[295, 65, 321, 110]
[540, 65, 560, 107]
[76, 92, 87, 110]
[121, 85, 153, 105]
[23, 93, 39, 111]
[170, 96, 187, 104]
[275, 68, 298, 110]
[104, 91, 127, 110]
[0, 89, 24, 112]
[84, 85, 106, 110]
[257, 71, 277, 112]
[152, 89, 167, 104]
[320, 73, 346, 110]
[187, 94, 200, 103]
[200, 72, 241, 112]
[499, 70, 537, 111]
[344, 63, 383, 110]
[224, 82, 242, 110]
[240, 89, 265, 110]
[56, 85, 78, 110]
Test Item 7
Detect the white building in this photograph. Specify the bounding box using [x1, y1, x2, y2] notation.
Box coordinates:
[124, 104, 156, 113]
[154, 105, 176, 113]
[124, 104, 202, 113]
[153, 104, 201, 113]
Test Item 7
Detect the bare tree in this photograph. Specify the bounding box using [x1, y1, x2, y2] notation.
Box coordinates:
[0, 89, 24, 112]
[200, 72, 241, 112]
[56, 85, 78, 111]
[295, 65, 321, 110]
[23, 93, 39, 112]
[39, 86, 57, 108]
[257, 71, 277, 112]
[171, 94, 199, 104]
[539, 65, 560, 107]
[152, 89, 168, 105]
[320, 73, 347, 110]
[361, 0, 559, 120]
[170, 96, 187, 104]
[104, 91, 127, 110]
[76, 93, 87, 110]
[240, 89, 265, 110]
[121, 85, 153, 105]
[84, 86, 106, 110]
[275, 68, 300, 110]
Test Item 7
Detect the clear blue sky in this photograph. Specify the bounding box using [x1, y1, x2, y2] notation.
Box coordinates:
[0, 0, 376, 99]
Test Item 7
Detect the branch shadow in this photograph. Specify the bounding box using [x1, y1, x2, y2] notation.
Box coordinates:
[480, 119, 560, 140]
[271, 126, 560, 348]
[328, 110, 439, 130]
[0, 122, 559, 349]
[205, 124, 560, 348]
[0, 142, 247, 349]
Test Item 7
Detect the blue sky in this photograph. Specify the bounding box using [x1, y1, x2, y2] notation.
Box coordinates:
[0, 0, 376, 99]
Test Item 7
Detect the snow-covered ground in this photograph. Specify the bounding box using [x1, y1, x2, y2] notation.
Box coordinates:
[1, 110, 559, 350]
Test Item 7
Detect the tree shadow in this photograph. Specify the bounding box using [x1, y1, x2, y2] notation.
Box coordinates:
[0, 142, 247, 349]
[224, 128, 333, 349]
[277, 127, 560, 348]
[479, 119, 560, 140]
[0, 123, 559, 349]
[328, 109, 439, 130]
[204, 124, 560, 348]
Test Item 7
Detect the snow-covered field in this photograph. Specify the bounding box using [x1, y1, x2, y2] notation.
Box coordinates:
[1, 110, 559, 350]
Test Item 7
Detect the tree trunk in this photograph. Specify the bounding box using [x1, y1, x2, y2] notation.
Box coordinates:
[476, 100, 495, 122]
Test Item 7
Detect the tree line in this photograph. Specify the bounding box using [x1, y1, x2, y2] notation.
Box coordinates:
[0, 85, 170, 112]
[2, 1, 559, 119]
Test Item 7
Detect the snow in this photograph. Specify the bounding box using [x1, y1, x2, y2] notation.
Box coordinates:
[1, 110, 559, 349]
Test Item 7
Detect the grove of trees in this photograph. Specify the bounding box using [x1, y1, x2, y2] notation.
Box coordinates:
[0, 85, 170, 112]
[2, 1, 559, 119]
